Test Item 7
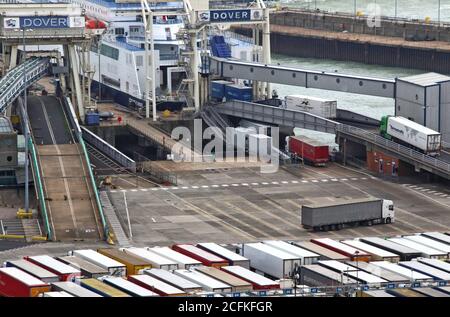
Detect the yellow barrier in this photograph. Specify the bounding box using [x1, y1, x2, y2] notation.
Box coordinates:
[31, 236, 48, 242]
[0, 234, 26, 240]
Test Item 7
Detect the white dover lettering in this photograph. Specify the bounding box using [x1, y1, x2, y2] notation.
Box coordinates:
[22, 17, 68, 28]
[212, 10, 249, 21]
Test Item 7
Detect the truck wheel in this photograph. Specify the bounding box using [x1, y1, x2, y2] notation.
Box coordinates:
[367, 220, 373, 226]
[323, 225, 330, 231]
[313, 226, 320, 232]
[385, 217, 392, 224]
[330, 225, 336, 231]
[336, 224, 343, 231]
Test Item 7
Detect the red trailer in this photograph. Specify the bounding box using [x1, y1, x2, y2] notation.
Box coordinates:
[0, 267, 51, 297]
[24, 255, 81, 281]
[172, 244, 229, 268]
[288, 136, 329, 166]
[311, 238, 371, 262]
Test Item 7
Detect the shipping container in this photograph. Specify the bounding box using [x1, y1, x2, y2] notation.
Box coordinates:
[221, 266, 279, 290]
[40, 291, 74, 297]
[385, 288, 426, 297]
[143, 268, 203, 294]
[293, 241, 350, 261]
[224, 84, 252, 102]
[79, 278, 130, 297]
[172, 244, 228, 268]
[174, 269, 232, 293]
[403, 235, 450, 256]
[128, 274, 186, 296]
[121, 247, 178, 270]
[311, 238, 371, 262]
[284, 95, 337, 118]
[417, 258, 450, 273]
[370, 261, 432, 281]
[97, 248, 152, 275]
[211, 80, 233, 100]
[196, 243, 250, 268]
[148, 246, 201, 269]
[0, 267, 50, 297]
[421, 232, 450, 245]
[101, 277, 159, 297]
[195, 266, 253, 293]
[262, 240, 320, 265]
[360, 237, 422, 261]
[381, 116, 442, 155]
[299, 264, 358, 287]
[346, 261, 409, 284]
[341, 240, 400, 263]
[24, 255, 81, 281]
[412, 287, 450, 297]
[317, 260, 387, 285]
[242, 242, 301, 279]
[51, 281, 102, 297]
[302, 198, 394, 231]
[57, 256, 109, 279]
[287, 136, 329, 166]
[359, 290, 395, 297]
[388, 238, 447, 259]
[5, 259, 59, 283]
[72, 249, 126, 277]
[398, 261, 450, 281]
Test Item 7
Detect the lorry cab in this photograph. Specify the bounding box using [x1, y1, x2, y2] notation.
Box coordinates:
[382, 200, 395, 224]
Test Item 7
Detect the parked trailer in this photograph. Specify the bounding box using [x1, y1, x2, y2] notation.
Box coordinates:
[24, 255, 81, 281]
[421, 232, 450, 245]
[311, 238, 371, 262]
[4, 260, 59, 283]
[262, 240, 320, 265]
[370, 261, 433, 281]
[359, 290, 395, 297]
[380, 116, 441, 156]
[386, 288, 426, 297]
[317, 260, 387, 285]
[57, 256, 109, 279]
[346, 261, 409, 284]
[120, 248, 178, 270]
[284, 95, 337, 119]
[51, 281, 102, 297]
[412, 287, 450, 297]
[196, 243, 250, 269]
[72, 249, 126, 277]
[144, 268, 203, 294]
[360, 237, 422, 261]
[221, 266, 279, 290]
[341, 240, 400, 263]
[287, 136, 329, 166]
[101, 277, 159, 297]
[293, 241, 350, 261]
[79, 278, 130, 297]
[40, 291, 74, 297]
[172, 244, 229, 268]
[388, 238, 447, 259]
[128, 274, 186, 296]
[398, 261, 450, 281]
[435, 286, 450, 295]
[403, 235, 450, 256]
[97, 248, 152, 276]
[242, 242, 301, 279]
[195, 266, 253, 293]
[0, 267, 50, 297]
[149, 247, 202, 269]
[174, 269, 232, 293]
[302, 198, 395, 231]
[417, 258, 450, 273]
[300, 264, 358, 287]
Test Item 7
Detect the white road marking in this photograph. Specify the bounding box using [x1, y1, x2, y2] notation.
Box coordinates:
[272, 181, 279, 185]
[191, 186, 199, 189]
[202, 185, 209, 188]
[110, 190, 117, 193]
[302, 180, 309, 183]
[291, 181, 299, 184]
[231, 184, 240, 187]
[321, 179, 329, 182]
[331, 179, 338, 182]
[140, 188, 148, 192]
[221, 184, 229, 187]
[131, 189, 138, 192]
[341, 178, 348, 181]
[262, 182, 269, 185]
[151, 188, 159, 191]
[242, 183, 249, 186]
[212, 185, 220, 188]
[252, 183, 259, 186]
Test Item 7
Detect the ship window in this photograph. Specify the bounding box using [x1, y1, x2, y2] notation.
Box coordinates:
[100, 44, 119, 60]
[115, 28, 125, 35]
[135, 56, 143, 67]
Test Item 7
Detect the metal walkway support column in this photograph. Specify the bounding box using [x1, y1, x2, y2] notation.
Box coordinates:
[8, 46, 18, 70]
[68, 44, 85, 122]
[191, 10, 200, 112]
[263, 6, 272, 99]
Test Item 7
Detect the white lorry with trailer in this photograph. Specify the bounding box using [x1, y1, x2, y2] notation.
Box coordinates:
[301, 198, 394, 232]
[284, 95, 337, 119]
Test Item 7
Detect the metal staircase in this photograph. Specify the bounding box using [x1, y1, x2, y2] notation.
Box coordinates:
[99, 191, 131, 247]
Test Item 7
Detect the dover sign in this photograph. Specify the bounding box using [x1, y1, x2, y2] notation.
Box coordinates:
[3, 16, 85, 29]
[197, 9, 263, 23]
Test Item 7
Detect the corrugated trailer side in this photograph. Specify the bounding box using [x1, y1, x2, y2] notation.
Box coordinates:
[72, 249, 126, 277]
[174, 269, 232, 293]
[346, 261, 409, 284]
[341, 240, 400, 263]
[79, 278, 130, 297]
[413, 287, 450, 297]
[421, 232, 450, 245]
[311, 238, 371, 262]
[195, 266, 253, 293]
[128, 274, 186, 296]
[388, 238, 448, 259]
[360, 237, 422, 261]
[172, 244, 229, 268]
[417, 258, 450, 273]
[97, 248, 152, 276]
[40, 291, 74, 297]
[359, 290, 395, 297]
[143, 268, 203, 294]
[386, 288, 426, 297]
[398, 261, 450, 281]
[101, 277, 159, 297]
[24, 255, 81, 281]
[300, 264, 358, 287]
[51, 282, 102, 297]
[0, 267, 50, 297]
[221, 266, 279, 290]
[149, 246, 202, 269]
[288, 136, 329, 166]
[120, 247, 179, 270]
[434, 286, 450, 295]
[5, 260, 59, 283]
[263, 240, 320, 265]
[196, 243, 250, 268]
[293, 241, 350, 261]
[57, 256, 109, 278]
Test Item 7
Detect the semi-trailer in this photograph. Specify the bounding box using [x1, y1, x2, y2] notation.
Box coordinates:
[370, 261, 433, 281]
[293, 241, 350, 261]
[417, 258, 450, 273]
[360, 237, 422, 261]
[128, 274, 186, 296]
[311, 238, 371, 262]
[284, 95, 337, 119]
[421, 232, 450, 245]
[120, 247, 178, 270]
[97, 248, 152, 275]
[403, 235, 450, 256]
[148, 246, 202, 269]
[398, 261, 450, 281]
[24, 255, 81, 281]
[317, 260, 387, 285]
[221, 266, 279, 290]
[341, 240, 400, 263]
[345, 261, 409, 284]
[101, 277, 159, 297]
[286, 136, 329, 166]
[380, 116, 441, 156]
[172, 244, 229, 268]
[385, 288, 426, 297]
[388, 237, 447, 259]
[196, 243, 250, 269]
[412, 287, 450, 297]
[359, 290, 395, 297]
[299, 264, 358, 287]
[143, 268, 203, 294]
[40, 291, 74, 297]
[435, 286, 450, 295]
[262, 240, 320, 265]
[302, 198, 395, 231]
[242, 242, 302, 279]
[0, 267, 51, 297]
[51, 281, 102, 297]
[57, 256, 109, 279]
[4, 259, 59, 283]
[194, 266, 253, 293]
[72, 249, 127, 277]
[174, 269, 232, 293]
[79, 278, 130, 297]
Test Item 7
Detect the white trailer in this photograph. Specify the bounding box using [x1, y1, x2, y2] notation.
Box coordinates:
[72, 249, 126, 277]
[284, 95, 337, 118]
[341, 240, 400, 262]
[399, 261, 450, 281]
[317, 260, 387, 285]
[5, 260, 59, 283]
[388, 238, 448, 259]
[120, 247, 178, 271]
[370, 261, 433, 281]
[40, 291, 74, 297]
[421, 232, 450, 245]
[148, 247, 201, 269]
[51, 282, 102, 297]
[174, 269, 232, 293]
[403, 235, 450, 256]
[196, 243, 250, 268]
[262, 240, 320, 265]
[101, 277, 159, 297]
[242, 243, 301, 279]
[417, 258, 450, 273]
[144, 268, 203, 293]
[221, 266, 279, 290]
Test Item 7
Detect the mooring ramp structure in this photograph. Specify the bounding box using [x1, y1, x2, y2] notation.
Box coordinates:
[209, 56, 396, 98]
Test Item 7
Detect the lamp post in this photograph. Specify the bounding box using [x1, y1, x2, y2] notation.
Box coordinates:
[354, 251, 360, 296]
